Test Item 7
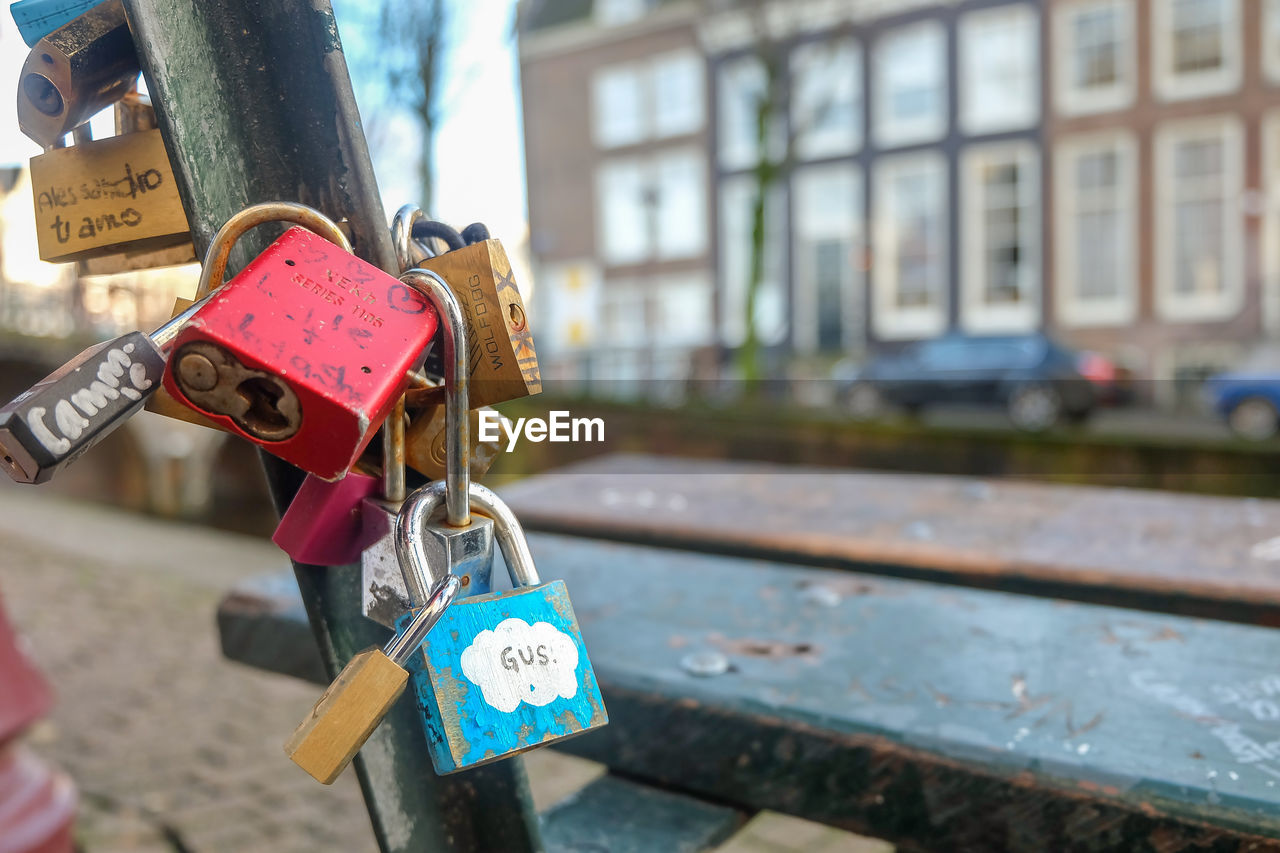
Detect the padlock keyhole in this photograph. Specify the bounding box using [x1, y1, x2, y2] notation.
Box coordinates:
[237, 377, 292, 434]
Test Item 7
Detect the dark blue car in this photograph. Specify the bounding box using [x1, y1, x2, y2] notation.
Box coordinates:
[1205, 352, 1280, 440]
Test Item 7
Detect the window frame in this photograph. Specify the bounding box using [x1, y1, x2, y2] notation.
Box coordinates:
[1053, 0, 1136, 116]
[790, 37, 863, 161]
[871, 151, 949, 341]
[1153, 114, 1244, 322]
[791, 162, 865, 354]
[959, 3, 1040, 135]
[1053, 130, 1139, 328]
[1152, 0, 1242, 102]
[873, 20, 948, 151]
[718, 174, 789, 347]
[650, 49, 705, 140]
[1264, 111, 1280, 333]
[959, 140, 1041, 334]
[1266, 0, 1280, 85]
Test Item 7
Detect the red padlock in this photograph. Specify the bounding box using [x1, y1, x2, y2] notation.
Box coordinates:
[164, 208, 439, 480]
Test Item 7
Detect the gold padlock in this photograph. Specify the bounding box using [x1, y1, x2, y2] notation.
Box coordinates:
[405, 403, 511, 482]
[417, 239, 540, 408]
[28, 89, 193, 265]
[143, 297, 226, 432]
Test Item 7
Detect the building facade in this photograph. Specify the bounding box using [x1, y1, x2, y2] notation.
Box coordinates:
[519, 0, 1280, 398]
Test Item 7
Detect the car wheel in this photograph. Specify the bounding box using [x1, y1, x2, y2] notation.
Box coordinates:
[1229, 397, 1280, 441]
[844, 382, 882, 421]
[1008, 383, 1062, 432]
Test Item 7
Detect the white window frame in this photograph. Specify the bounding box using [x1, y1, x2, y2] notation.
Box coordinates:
[652, 273, 714, 347]
[959, 4, 1040, 135]
[595, 157, 651, 266]
[718, 175, 788, 347]
[716, 54, 772, 172]
[1153, 115, 1244, 322]
[1266, 0, 1280, 85]
[791, 163, 865, 353]
[651, 49, 705, 140]
[873, 20, 948, 150]
[595, 148, 707, 267]
[1152, 0, 1242, 102]
[1053, 130, 1139, 328]
[1053, 0, 1136, 116]
[1264, 112, 1280, 333]
[959, 141, 1040, 334]
[790, 37, 863, 160]
[872, 151, 949, 341]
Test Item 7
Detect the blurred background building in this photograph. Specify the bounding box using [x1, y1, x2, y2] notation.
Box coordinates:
[518, 0, 1280, 407]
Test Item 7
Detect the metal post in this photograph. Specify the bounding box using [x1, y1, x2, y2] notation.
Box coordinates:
[121, 2, 544, 850]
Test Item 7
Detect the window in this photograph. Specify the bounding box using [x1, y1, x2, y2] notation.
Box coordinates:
[872, 153, 948, 340]
[1154, 117, 1243, 321]
[1266, 0, 1280, 83]
[961, 142, 1039, 333]
[874, 22, 947, 149]
[1054, 0, 1135, 115]
[717, 55, 782, 171]
[791, 39, 862, 160]
[651, 51, 704, 139]
[652, 274, 714, 347]
[596, 150, 707, 266]
[1153, 0, 1241, 101]
[1263, 113, 1280, 332]
[960, 5, 1039, 134]
[719, 175, 787, 347]
[593, 51, 704, 149]
[595, 0, 657, 27]
[1054, 132, 1138, 327]
[793, 165, 864, 353]
[601, 283, 648, 347]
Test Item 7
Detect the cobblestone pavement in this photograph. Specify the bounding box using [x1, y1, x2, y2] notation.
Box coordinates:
[0, 485, 887, 852]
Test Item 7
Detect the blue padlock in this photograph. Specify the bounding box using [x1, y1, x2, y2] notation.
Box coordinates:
[394, 479, 608, 774]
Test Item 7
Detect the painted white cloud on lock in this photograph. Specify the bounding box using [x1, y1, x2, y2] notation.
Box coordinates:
[459, 617, 579, 713]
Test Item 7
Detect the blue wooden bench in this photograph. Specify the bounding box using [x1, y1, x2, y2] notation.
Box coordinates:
[218, 457, 1280, 850]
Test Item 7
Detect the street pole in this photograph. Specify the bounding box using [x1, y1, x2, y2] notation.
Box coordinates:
[121, 1, 544, 849]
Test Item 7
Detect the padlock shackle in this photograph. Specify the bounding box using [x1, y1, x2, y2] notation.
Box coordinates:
[398, 269, 470, 527]
[390, 204, 435, 270]
[383, 573, 460, 667]
[193, 202, 352, 301]
[396, 480, 541, 598]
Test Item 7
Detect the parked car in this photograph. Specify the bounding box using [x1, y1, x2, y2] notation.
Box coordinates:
[835, 334, 1123, 432]
[1204, 347, 1280, 440]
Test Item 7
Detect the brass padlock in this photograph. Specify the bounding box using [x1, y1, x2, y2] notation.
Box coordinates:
[28, 88, 193, 265]
[142, 297, 225, 432]
[405, 403, 510, 482]
[416, 238, 541, 409]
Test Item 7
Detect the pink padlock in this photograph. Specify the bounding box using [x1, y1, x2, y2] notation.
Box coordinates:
[272, 465, 381, 566]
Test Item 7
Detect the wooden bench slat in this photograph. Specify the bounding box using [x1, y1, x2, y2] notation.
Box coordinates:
[219, 534, 1280, 849]
[541, 775, 746, 853]
[500, 454, 1280, 625]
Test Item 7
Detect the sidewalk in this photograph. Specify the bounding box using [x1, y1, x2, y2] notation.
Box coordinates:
[0, 484, 886, 852]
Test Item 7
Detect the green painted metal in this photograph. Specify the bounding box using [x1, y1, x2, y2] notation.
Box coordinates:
[122, 1, 542, 849]
[540, 775, 746, 853]
[221, 533, 1280, 849]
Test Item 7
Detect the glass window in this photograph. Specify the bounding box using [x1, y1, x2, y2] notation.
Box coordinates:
[1266, 0, 1280, 82]
[596, 150, 706, 266]
[719, 176, 787, 346]
[1153, 0, 1240, 100]
[1055, 134, 1137, 327]
[791, 39, 862, 160]
[793, 164, 863, 353]
[653, 149, 706, 260]
[653, 274, 713, 347]
[595, 0, 655, 27]
[717, 55, 772, 171]
[1055, 1, 1134, 115]
[593, 65, 647, 149]
[652, 51, 704, 139]
[596, 159, 650, 265]
[874, 22, 947, 149]
[1155, 118, 1243, 320]
[872, 154, 947, 339]
[961, 143, 1039, 333]
[960, 5, 1039, 134]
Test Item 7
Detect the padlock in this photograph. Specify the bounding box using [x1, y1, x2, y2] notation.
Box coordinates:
[286, 572, 460, 785]
[395, 479, 608, 774]
[0, 202, 348, 485]
[405, 403, 511, 482]
[361, 260, 494, 628]
[17, 0, 138, 147]
[143, 297, 226, 432]
[162, 207, 439, 481]
[27, 99, 193, 264]
[271, 463, 381, 566]
[397, 207, 541, 408]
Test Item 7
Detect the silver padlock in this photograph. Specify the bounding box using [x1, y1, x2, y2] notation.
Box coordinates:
[361, 207, 496, 627]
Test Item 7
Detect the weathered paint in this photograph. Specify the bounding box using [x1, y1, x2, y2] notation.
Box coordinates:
[401, 580, 607, 774]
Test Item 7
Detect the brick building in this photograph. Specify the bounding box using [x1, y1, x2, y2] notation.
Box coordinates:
[518, 0, 1280, 399]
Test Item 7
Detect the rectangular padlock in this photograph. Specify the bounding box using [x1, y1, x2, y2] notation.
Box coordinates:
[405, 403, 510, 482]
[162, 227, 439, 480]
[417, 240, 540, 409]
[411, 578, 607, 773]
[143, 297, 225, 432]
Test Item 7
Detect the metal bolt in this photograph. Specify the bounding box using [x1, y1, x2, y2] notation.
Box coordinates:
[681, 650, 729, 677]
[177, 352, 219, 391]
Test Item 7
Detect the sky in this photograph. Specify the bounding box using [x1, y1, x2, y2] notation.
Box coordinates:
[0, 0, 530, 244]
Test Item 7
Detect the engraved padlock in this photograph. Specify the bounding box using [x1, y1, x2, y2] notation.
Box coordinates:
[271, 461, 381, 567]
[286, 572, 460, 785]
[360, 253, 494, 627]
[162, 205, 440, 480]
[395, 480, 608, 774]
[0, 202, 342, 484]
